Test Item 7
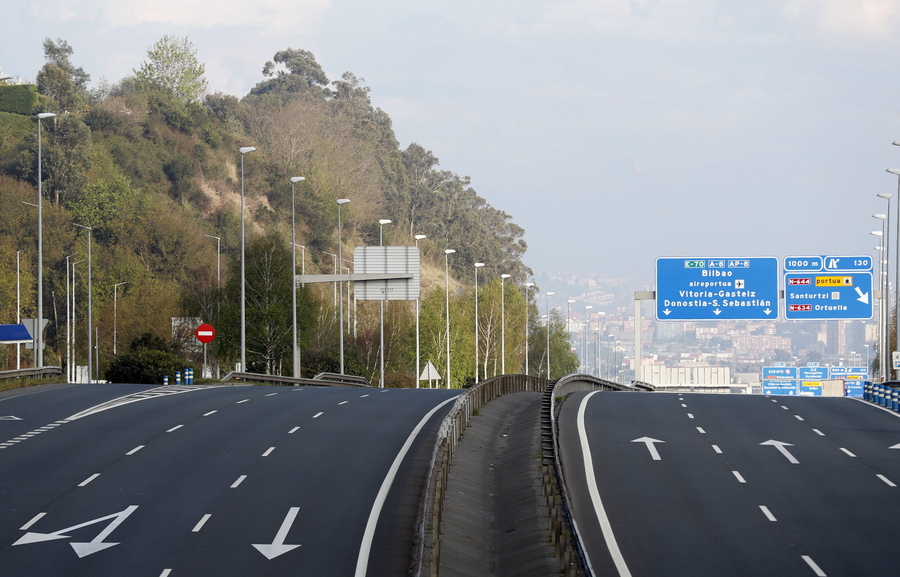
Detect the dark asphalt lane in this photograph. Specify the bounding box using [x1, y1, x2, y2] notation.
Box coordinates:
[0, 384, 459, 577]
[558, 391, 900, 577]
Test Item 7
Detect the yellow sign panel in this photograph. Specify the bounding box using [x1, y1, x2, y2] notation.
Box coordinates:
[816, 276, 853, 287]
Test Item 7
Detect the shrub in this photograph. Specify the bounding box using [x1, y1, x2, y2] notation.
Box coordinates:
[105, 348, 190, 384]
[0, 85, 38, 115]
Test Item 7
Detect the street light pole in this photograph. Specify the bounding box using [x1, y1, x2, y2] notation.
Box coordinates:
[545, 292, 555, 379]
[474, 262, 485, 382]
[500, 273, 511, 374]
[74, 223, 92, 382]
[290, 176, 305, 378]
[415, 234, 427, 387]
[238, 146, 256, 372]
[35, 112, 55, 367]
[873, 229, 886, 380]
[203, 234, 221, 289]
[525, 282, 534, 375]
[584, 305, 593, 373]
[377, 219, 391, 385]
[337, 199, 350, 375]
[445, 249, 456, 388]
[113, 282, 127, 355]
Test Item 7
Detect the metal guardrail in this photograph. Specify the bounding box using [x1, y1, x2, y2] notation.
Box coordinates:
[413, 374, 549, 576]
[220, 371, 371, 387]
[0, 366, 64, 381]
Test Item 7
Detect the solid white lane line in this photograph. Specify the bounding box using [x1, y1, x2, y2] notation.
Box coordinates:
[687, 413, 695, 419]
[795, 415, 805, 421]
[696, 427, 706, 434]
[813, 429, 825, 436]
[840, 448, 856, 457]
[203, 410, 217, 416]
[878, 474, 896, 487]
[571, 390, 632, 577]
[712, 445, 722, 454]
[312, 412, 323, 419]
[802, 555, 827, 576]
[289, 426, 300, 434]
[20, 512, 46, 530]
[192, 514, 211, 532]
[231, 475, 247, 488]
[759, 506, 777, 521]
[167, 424, 183, 432]
[79, 473, 100, 487]
[237, 399, 249, 404]
[732, 471, 747, 483]
[355, 394, 459, 577]
[339, 401, 349, 405]
[262, 447, 275, 457]
[126, 445, 144, 455]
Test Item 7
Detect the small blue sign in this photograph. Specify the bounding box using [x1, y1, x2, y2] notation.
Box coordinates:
[845, 381, 865, 398]
[763, 366, 798, 380]
[799, 366, 829, 380]
[657, 257, 779, 321]
[798, 382, 824, 396]
[764, 381, 798, 395]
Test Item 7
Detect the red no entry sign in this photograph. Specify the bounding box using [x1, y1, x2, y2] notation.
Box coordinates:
[195, 323, 216, 344]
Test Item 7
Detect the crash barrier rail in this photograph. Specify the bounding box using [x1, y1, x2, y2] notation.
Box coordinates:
[544, 374, 641, 576]
[220, 371, 371, 387]
[414, 374, 549, 576]
[0, 366, 64, 381]
[865, 381, 900, 410]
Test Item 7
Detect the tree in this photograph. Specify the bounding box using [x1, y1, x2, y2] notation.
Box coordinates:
[134, 35, 208, 103]
[251, 48, 330, 98]
[36, 38, 90, 112]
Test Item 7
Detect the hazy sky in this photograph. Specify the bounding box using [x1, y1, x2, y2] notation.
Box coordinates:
[5, 0, 900, 283]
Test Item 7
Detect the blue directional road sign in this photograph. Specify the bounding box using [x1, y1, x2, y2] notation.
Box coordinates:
[657, 257, 779, 321]
[783, 255, 873, 320]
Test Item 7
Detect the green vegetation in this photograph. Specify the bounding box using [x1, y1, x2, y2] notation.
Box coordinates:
[0, 38, 577, 386]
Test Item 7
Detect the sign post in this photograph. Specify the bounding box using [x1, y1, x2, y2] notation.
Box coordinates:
[195, 324, 215, 379]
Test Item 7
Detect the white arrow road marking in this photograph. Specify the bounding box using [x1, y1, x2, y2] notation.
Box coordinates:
[760, 440, 799, 464]
[632, 437, 665, 460]
[888, 443, 900, 450]
[253, 507, 302, 560]
[856, 287, 870, 304]
[14, 505, 138, 558]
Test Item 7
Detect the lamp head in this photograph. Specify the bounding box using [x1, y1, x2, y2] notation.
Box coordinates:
[474, 262, 485, 268]
[874, 214, 888, 219]
[337, 198, 350, 205]
[547, 291, 555, 296]
[501, 273, 511, 279]
[239, 146, 256, 154]
[872, 230, 884, 236]
[378, 219, 392, 225]
[585, 305, 593, 310]
[415, 234, 427, 240]
[290, 176, 305, 183]
[37, 112, 56, 120]
[888, 169, 900, 176]
[444, 249, 456, 255]
[526, 282, 534, 287]
[878, 192, 892, 200]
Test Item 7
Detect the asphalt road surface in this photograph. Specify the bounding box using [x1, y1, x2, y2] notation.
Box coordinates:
[0, 383, 458, 576]
[558, 391, 900, 577]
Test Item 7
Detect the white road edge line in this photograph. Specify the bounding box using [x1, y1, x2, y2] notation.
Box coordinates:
[354, 394, 459, 577]
[759, 505, 777, 521]
[575, 390, 632, 577]
[192, 514, 211, 532]
[802, 555, 827, 576]
[877, 474, 896, 487]
[79, 473, 100, 487]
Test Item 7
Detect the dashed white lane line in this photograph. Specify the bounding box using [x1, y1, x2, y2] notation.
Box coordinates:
[795, 415, 805, 421]
[79, 473, 100, 487]
[712, 445, 722, 454]
[126, 445, 144, 455]
[877, 474, 896, 487]
[732, 471, 747, 484]
[360, 394, 370, 398]
[339, 401, 349, 405]
[312, 412, 324, 419]
[813, 429, 825, 436]
[192, 514, 212, 532]
[289, 427, 300, 434]
[265, 393, 278, 397]
[237, 399, 249, 404]
[802, 555, 827, 576]
[262, 447, 275, 457]
[167, 424, 183, 433]
[696, 427, 706, 434]
[759, 506, 777, 522]
[687, 413, 695, 419]
[231, 475, 247, 488]
[159, 570, 172, 577]
[203, 410, 217, 416]
[20, 512, 46, 531]
[840, 448, 856, 457]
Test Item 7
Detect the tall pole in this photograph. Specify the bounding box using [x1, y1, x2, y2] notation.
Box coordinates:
[525, 282, 534, 376]
[445, 249, 456, 388]
[16, 250, 23, 370]
[239, 146, 256, 372]
[204, 234, 221, 289]
[378, 219, 391, 385]
[35, 112, 55, 367]
[474, 262, 485, 382]
[338, 199, 350, 375]
[500, 274, 511, 374]
[415, 234, 427, 386]
[72, 260, 84, 381]
[113, 282, 127, 355]
[74, 224, 92, 382]
[545, 292, 554, 379]
[584, 305, 593, 373]
[290, 177, 305, 378]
